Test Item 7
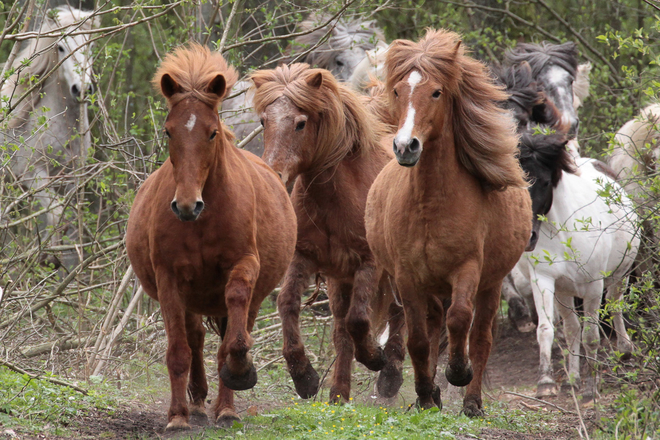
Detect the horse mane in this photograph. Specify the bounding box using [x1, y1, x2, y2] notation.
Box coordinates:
[492, 62, 543, 117]
[610, 103, 660, 179]
[154, 43, 238, 143]
[349, 46, 389, 90]
[1, 6, 99, 127]
[505, 41, 579, 79]
[284, 13, 386, 68]
[385, 29, 527, 191]
[519, 132, 576, 186]
[251, 63, 386, 173]
[362, 77, 397, 132]
[573, 62, 592, 110]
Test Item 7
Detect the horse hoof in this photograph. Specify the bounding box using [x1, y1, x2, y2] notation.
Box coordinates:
[415, 385, 441, 410]
[166, 416, 191, 431]
[220, 363, 258, 391]
[445, 362, 473, 387]
[461, 400, 484, 418]
[216, 409, 241, 428]
[536, 382, 558, 398]
[189, 403, 208, 425]
[377, 362, 404, 398]
[356, 346, 387, 372]
[291, 362, 320, 399]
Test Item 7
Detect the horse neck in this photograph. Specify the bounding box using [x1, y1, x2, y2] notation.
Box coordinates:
[203, 134, 236, 192]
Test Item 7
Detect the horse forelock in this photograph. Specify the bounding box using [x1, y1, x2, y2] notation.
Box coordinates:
[153, 43, 238, 110]
[519, 132, 576, 186]
[252, 63, 385, 172]
[505, 42, 579, 79]
[386, 29, 526, 191]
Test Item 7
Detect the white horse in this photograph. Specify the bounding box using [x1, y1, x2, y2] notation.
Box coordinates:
[222, 13, 387, 156]
[1, 6, 98, 264]
[515, 134, 639, 401]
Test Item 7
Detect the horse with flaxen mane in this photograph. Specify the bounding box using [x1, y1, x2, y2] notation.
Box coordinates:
[126, 44, 296, 430]
[251, 63, 405, 402]
[365, 29, 532, 416]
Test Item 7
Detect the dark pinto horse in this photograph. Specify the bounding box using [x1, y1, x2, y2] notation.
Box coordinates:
[126, 44, 296, 430]
[365, 29, 532, 416]
[251, 63, 405, 402]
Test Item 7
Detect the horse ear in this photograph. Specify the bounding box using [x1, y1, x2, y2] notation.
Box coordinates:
[207, 74, 227, 99]
[252, 74, 267, 90]
[161, 74, 181, 98]
[306, 71, 323, 89]
[452, 40, 462, 57]
[519, 61, 533, 76]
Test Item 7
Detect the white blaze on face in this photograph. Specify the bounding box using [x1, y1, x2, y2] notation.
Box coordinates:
[185, 114, 197, 132]
[395, 71, 422, 148]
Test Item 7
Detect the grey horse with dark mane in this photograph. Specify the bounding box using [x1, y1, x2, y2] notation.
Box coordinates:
[221, 13, 387, 156]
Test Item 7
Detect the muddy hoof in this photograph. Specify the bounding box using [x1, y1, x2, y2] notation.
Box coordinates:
[461, 398, 483, 418]
[377, 362, 403, 398]
[445, 362, 473, 387]
[216, 410, 241, 429]
[415, 385, 442, 410]
[536, 382, 558, 398]
[166, 415, 191, 431]
[189, 404, 208, 425]
[291, 362, 320, 399]
[356, 346, 387, 372]
[219, 363, 258, 391]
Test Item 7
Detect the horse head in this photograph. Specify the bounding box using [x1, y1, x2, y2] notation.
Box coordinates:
[155, 44, 237, 222]
[505, 42, 580, 137]
[43, 7, 98, 102]
[517, 132, 575, 250]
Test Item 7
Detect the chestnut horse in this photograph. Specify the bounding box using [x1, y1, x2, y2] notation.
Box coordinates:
[251, 63, 405, 402]
[365, 29, 532, 416]
[126, 45, 296, 430]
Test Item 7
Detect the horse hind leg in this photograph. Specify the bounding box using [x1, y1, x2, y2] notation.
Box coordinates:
[580, 294, 603, 404]
[462, 284, 500, 417]
[218, 255, 260, 391]
[277, 254, 320, 399]
[555, 295, 581, 394]
[531, 275, 558, 397]
[346, 262, 387, 371]
[377, 301, 406, 398]
[502, 272, 535, 333]
[327, 280, 355, 403]
[185, 312, 208, 425]
[605, 278, 633, 360]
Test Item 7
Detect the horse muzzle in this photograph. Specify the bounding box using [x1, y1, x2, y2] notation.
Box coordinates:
[525, 219, 542, 251]
[171, 199, 205, 222]
[393, 137, 422, 167]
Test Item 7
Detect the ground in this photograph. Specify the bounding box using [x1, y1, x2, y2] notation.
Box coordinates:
[0, 317, 621, 440]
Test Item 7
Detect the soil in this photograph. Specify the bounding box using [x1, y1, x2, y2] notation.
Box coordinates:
[11, 319, 619, 440]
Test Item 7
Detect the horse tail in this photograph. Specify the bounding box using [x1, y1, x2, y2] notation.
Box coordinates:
[206, 316, 228, 339]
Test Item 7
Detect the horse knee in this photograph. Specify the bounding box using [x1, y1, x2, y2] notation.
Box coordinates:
[346, 313, 370, 339]
[446, 303, 472, 335]
[167, 341, 192, 378]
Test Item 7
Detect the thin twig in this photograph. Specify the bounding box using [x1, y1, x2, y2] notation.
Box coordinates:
[0, 359, 87, 395]
[503, 390, 577, 414]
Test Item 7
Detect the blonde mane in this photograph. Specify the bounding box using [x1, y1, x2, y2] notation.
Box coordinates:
[385, 29, 526, 190]
[251, 63, 386, 173]
[573, 62, 592, 110]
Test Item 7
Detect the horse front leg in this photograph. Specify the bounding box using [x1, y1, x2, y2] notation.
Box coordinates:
[463, 284, 500, 417]
[157, 274, 192, 430]
[581, 292, 603, 403]
[218, 255, 260, 391]
[530, 274, 558, 397]
[444, 263, 480, 389]
[501, 270, 535, 333]
[397, 276, 439, 409]
[347, 261, 386, 371]
[277, 253, 319, 399]
[377, 300, 406, 398]
[327, 280, 355, 403]
[185, 311, 208, 424]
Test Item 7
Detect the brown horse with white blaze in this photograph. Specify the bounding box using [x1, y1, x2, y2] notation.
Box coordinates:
[365, 30, 532, 416]
[126, 44, 296, 430]
[251, 63, 405, 402]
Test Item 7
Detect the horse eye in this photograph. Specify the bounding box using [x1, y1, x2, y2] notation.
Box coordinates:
[336, 60, 344, 67]
[164, 129, 170, 138]
[260, 118, 264, 127]
[210, 130, 217, 140]
[295, 120, 306, 131]
[58, 45, 65, 53]
[393, 90, 399, 98]
[432, 90, 442, 98]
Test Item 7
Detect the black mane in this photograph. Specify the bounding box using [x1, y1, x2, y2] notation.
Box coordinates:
[518, 132, 576, 186]
[505, 42, 579, 79]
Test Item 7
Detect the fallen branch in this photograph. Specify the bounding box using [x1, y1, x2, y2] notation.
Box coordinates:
[503, 390, 576, 414]
[0, 359, 87, 395]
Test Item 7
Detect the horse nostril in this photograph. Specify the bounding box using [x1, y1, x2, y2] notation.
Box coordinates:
[409, 138, 421, 153]
[86, 83, 94, 95]
[193, 201, 205, 216]
[71, 84, 80, 98]
[171, 200, 179, 216]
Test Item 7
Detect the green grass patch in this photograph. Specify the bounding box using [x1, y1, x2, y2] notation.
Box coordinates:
[192, 398, 551, 439]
